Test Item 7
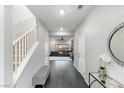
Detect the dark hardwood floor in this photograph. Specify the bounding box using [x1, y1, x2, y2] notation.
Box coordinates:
[43, 60, 88, 88]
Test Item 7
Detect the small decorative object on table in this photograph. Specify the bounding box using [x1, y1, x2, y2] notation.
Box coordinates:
[98, 55, 111, 84]
[98, 66, 106, 84]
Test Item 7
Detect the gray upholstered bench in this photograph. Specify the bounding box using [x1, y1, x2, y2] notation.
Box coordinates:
[32, 65, 51, 88]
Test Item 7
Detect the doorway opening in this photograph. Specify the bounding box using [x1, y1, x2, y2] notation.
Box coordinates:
[49, 35, 74, 61]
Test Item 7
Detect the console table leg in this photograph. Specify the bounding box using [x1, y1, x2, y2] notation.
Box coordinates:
[89, 73, 90, 88]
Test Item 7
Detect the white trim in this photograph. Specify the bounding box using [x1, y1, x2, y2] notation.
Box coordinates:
[12, 42, 39, 87]
[84, 78, 89, 86]
[73, 64, 89, 86]
[0, 84, 11, 88]
[13, 24, 37, 45]
[79, 70, 89, 85]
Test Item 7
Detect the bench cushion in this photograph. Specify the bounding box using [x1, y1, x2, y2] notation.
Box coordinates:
[32, 65, 51, 86]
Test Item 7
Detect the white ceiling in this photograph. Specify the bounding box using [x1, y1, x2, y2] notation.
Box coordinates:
[28, 5, 93, 34]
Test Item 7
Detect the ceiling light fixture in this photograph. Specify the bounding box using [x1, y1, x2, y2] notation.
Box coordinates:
[77, 5, 83, 9]
[60, 27, 63, 31]
[60, 10, 65, 15]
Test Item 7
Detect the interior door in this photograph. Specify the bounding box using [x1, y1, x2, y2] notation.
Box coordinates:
[78, 35, 86, 78]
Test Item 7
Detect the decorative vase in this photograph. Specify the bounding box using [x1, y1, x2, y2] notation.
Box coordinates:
[98, 66, 106, 84]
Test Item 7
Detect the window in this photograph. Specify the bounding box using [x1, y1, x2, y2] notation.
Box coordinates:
[55, 44, 69, 51]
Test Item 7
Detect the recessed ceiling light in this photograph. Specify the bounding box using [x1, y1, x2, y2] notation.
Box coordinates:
[60, 27, 63, 31]
[60, 10, 65, 15]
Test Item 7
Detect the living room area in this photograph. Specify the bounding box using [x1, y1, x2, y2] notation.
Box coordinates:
[49, 35, 74, 60]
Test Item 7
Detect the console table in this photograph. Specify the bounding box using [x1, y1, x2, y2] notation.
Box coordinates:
[89, 72, 124, 88]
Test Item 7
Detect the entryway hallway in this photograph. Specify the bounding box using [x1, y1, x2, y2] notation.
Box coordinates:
[2, 5, 124, 88]
[43, 60, 88, 88]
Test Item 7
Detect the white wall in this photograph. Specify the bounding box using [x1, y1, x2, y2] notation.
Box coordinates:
[12, 6, 36, 41]
[0, 5, 4, 86]
[74, 6, 124, 87]
[0, 6, 13, 87]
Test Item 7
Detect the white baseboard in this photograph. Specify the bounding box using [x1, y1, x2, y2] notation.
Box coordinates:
[73, 64, 89, 86]
[84, 78, 89, 86]
[0, 84, 11, 88]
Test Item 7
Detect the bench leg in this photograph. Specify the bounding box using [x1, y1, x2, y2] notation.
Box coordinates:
[42, 85, 45, 88]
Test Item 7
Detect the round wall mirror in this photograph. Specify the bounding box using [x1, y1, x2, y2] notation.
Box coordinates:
[108, 23, 124, 66]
